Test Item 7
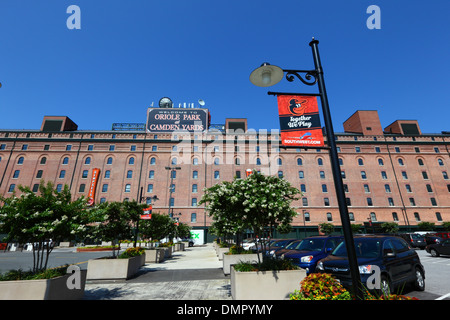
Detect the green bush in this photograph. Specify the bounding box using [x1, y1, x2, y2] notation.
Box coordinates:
[118, 247, 145, 259]
[0, 265, 68, 281]
[234, 257, 299, 272]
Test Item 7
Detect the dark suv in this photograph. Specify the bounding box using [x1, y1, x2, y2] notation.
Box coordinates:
[317, 235, 425, 296]
[280, 236, 343, 274]
[397, 233, 426, 250]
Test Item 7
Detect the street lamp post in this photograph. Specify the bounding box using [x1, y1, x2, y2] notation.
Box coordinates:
[135, 186, 159, 247]
[165, 166, 181, 216]
[249, 38, 364, 299]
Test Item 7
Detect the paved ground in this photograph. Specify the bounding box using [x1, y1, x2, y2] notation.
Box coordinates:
[83, 244, 232, 300]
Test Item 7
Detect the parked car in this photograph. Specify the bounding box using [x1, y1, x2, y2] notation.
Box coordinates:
[434, 232, 450, 239]
[265, 239, 297, 256]
[281, 236, 343, 274]
[397, 233, 426, 249]
[424, 234, 443, 245]
[316, 235, 425, 296]
[273, 239, 303, 258]
[180, 238, 194, 247]
[426, 238, 450, 257]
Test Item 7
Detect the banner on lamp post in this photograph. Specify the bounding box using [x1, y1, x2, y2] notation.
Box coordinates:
[140, 205, 152, 220]
[277, 95, 324, 147]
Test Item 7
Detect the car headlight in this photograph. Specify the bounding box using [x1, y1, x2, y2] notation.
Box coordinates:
[317, 261, 324, 271]
[358, 265, 375, 274]
[301, 255, 314, 263]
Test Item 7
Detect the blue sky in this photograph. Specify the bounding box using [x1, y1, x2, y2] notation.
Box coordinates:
[0, 0, 449, 134]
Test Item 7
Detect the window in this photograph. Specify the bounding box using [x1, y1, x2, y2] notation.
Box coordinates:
[277, 158, 282, 166]
[398, 159, 404, 166]
[88, 145, 94, 151]
[375, 147, 381, 153]
[150, 157, 156, 165]
[40, 157, 47, 165]
[82, 170, 88, 178]
[62, 157, 69, 165]
[235, 158, 240, 165]
[102, 184, 108, 192]
[402, 171, 408, 179]
[299, 171, 304, 179]
[131, 145, 136, 151]
[361, 171, 367, 179]
[431, 198, 437, 206]
[32, 184, 39, 192]
[104, 170, 110, 179]
[0, 144, 6, 150]
[8, 184, 15, 192]
[192, 170, 198, 179]
[418, 159, 424, 166]
[302, 198, 308, 206]
[415, 147, 420, 153]
[326, 212, 332, 221]
[346, 198, 352, 206]
[214, 158, 219, 165]
[107, 157, 113, 165]
[355, 147, 360, 153]
[341, 171, 346, 179]
[339, 158, 343, 165]
[17, 157, 24, 165]
[36, 170, 43, 179]
[318, 158, 323, 166]
[129, 157, 135, 165]
[191, 213, 197, 223]
[405, 184, 412, 193]
[388, 198, 394, 206]
[385, 184, 391, 193]
[367, 197, 373, 206]
[79, 184, 86, 192]
[434, 147, 440, 153]
[363, 184, 370, 193]
[278, 171, 283, 178]
[125, 184, 131, 193]
[66, 145, 72, 151]
[392, 212, 399, 221]
[193, 158, 199, 165]
[149, 170, 154, 179]
[297, 158, 303, 166]
[422, 171, 428, 179]
[322, 184, 328, 193]
[127, 170, 133, 179]
[171, 170, 177, 179]
[438, 159, 444, 166]
[256, 158, 261, 165]
[319, 171, 325, 179]
[349, 212, 354, 221]
[59, 170, 66, 179]
[235, 171, 241, 179]
[191, 198, 197, 207]
[84, 157, 91, 165]
[395, 147, 400, 153]
[172, 158, 178, 165]
[300, 184, 306, 193]
[214, 171, 220, 179]
[436, 212, 443, 222]
[169, 198, 175, 206]
[378, 159, 384, 166]
[324, 198, 330, 206]
[414, 212, 421, 222]
[56, 184, 63, 192]
[152, 145, 157, 151]
[13, 170, 20, 179]
[358, 158, 364, 166]
[426, 184, 433, 193]
[147, 184, 153, 193]
[381, 171, 387, 179]
[170, 184, 175, 193]
[192, 184, 198, 193]
[304, 212, 310, 222]
[443, 171, 449, 180]
[109, 145, 115, 151]
[370, 212, 377, 222]
[409, 198, 416, 206]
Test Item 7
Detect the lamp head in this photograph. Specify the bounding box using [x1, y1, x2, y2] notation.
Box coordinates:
[249, 62, 283, 87]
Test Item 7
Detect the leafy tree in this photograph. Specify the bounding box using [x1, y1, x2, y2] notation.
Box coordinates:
[417, 221, 435, 231]
[176, 222, 192, 239]
[319, 223, 334, 235]
[200, 171, 300, 260]
[139, 212, 176, 241]
[122, 200, 147, 247]
[351, 224, 363, 234]
[381, 222, 399, 234]
[0, 181, 100, 272]
[442, 222, 450, 231]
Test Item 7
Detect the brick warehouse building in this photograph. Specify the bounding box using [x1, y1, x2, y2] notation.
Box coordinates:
[1, 108, 449, 240]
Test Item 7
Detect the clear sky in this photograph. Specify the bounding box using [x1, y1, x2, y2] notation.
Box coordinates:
[0, 0, 449, 134]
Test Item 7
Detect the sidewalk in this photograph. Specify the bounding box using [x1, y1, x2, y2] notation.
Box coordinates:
[83, 243, 232, 300]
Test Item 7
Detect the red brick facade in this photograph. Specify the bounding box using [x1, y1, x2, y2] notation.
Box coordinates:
[1, 111, 449, 232]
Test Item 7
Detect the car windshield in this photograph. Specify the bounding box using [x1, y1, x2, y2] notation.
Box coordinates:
[272, 240, 290, 248]
[332, 238, 382, 258]
[285, 240, 302, 249]
[411, 234, 424, 240]
[289, 239, 326, 251]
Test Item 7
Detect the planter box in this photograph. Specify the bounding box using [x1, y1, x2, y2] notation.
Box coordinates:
[217, 247, 230, 261]
[231, 266, 306, 300]
[0, 270, 87, 300]
[144, 248, 165, 263]
[87, 255, 145, 280]
[174, 243, 185, 251]
[222, 253, 262, 275]
[160, 247, 173, 258]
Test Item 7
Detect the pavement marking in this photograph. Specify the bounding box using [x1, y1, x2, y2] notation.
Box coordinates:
[436, 292, 450, 300]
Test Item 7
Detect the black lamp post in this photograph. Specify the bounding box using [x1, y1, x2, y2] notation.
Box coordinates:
[135, 187, 159, 247]
[249, 38, 364, 299]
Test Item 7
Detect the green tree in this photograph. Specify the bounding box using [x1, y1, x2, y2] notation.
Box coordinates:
[200, 171, 300, 260]
[122, 200, 147, 247]
[442, 222, 450, 231]
[417, 221, 435, 231]
[319, 223, 334, 235]
[0, 181, 100, 272]
[140, 212, 176, 241]
[381, 222, 399, 234]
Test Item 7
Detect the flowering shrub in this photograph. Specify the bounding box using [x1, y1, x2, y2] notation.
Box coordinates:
[290, 273, 420, 300]
[118, 247, 145, 259]
[290, 273, 351, 300]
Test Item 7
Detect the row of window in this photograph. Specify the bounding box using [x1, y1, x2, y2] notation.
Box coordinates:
[303, 211, 444, 222]
[299, 196, 440, 207]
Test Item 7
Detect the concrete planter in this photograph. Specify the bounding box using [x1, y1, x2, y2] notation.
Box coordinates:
[217, 247, 230, 261]
[231, 266, 306, 300]
[0, 270, 87, 300]
[174, 243, 185, 251]
[160, 246, 173, 258]
[87, 255, 145, 280]
[222, 253, 262, 275]
[144, 248, 165, 263]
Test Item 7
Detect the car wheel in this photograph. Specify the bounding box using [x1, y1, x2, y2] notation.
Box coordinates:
[430, 248, 440, 257]
[379, 275, 391, 297]
[414, 267, 425, 291]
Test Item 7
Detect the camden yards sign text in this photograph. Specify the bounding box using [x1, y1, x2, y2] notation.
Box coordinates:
[277, 95, 324, 147]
